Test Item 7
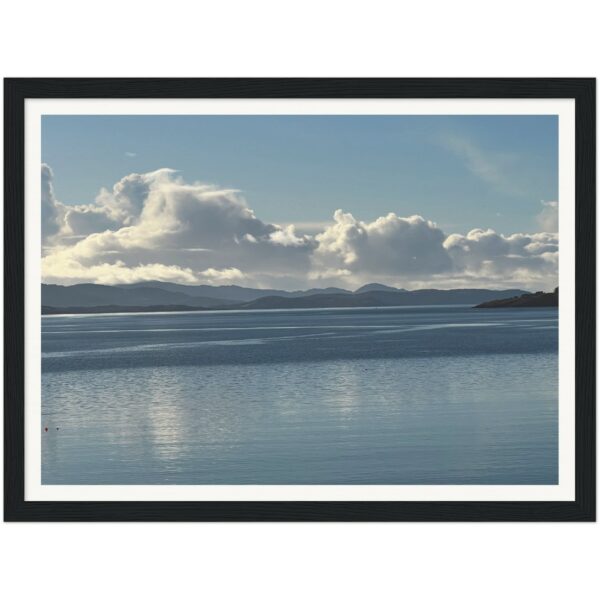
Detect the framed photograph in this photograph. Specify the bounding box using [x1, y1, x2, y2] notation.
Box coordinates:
[4, 78, 595, 521]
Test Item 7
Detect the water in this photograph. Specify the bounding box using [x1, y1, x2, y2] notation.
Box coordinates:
[41, 305, 558, 485]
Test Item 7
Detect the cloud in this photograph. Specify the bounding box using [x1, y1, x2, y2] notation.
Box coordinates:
[42, 167, 314, 286]
[43, 261, 201, 286]
[41, 163, 66, 246]
[268, 225, 309, 247]
[125, 152, 137, 158]
[93, 169, 174, 226]
[41, 163, 125, 250]
[443, 228, 558, 289]
[63, 204, 121, 237]
[278, 221, 335, 236]
[313, 210, 452, 277]
[40, 261, 248, 287]
[198, 267, 246, 285]
[536, 200, 558, 232]
[439, 133, 519, 194]
[41, 165, 558, 291]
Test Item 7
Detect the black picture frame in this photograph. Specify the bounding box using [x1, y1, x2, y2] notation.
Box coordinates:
[4, 78, 596, 521]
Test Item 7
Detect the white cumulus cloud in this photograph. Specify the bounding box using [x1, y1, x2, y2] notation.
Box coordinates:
[41, 165, 559, 291]
[443, 228, 558, 289]
[313, 209, 452, 276]
[41, 163, 66, 247]
[41, 166, 314, 286]
[536, 200, 558, 232]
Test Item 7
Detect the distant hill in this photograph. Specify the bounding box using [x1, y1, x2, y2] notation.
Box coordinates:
[228, 288, 529, 310]
[41, 282, 530, 314]
[116, 281, 351, 302]
[475, 288, 558, 308]
[354, 283, 405, 294]
[41, 283, 231, 308]
[292, 287, 352, 297]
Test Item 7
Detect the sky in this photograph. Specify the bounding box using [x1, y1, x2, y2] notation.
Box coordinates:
[41, 115, 559, 291]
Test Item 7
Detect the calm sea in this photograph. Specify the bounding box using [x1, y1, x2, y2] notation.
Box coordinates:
[41, 305, 558, 485]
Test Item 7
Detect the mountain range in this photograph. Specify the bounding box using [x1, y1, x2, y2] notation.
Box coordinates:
[42, 282, 530, 314]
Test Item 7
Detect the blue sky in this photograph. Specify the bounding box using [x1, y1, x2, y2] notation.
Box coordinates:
[42, 114, 557, 234]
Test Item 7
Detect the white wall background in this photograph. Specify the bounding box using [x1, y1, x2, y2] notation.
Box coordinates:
[1, 2, 597, 598]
